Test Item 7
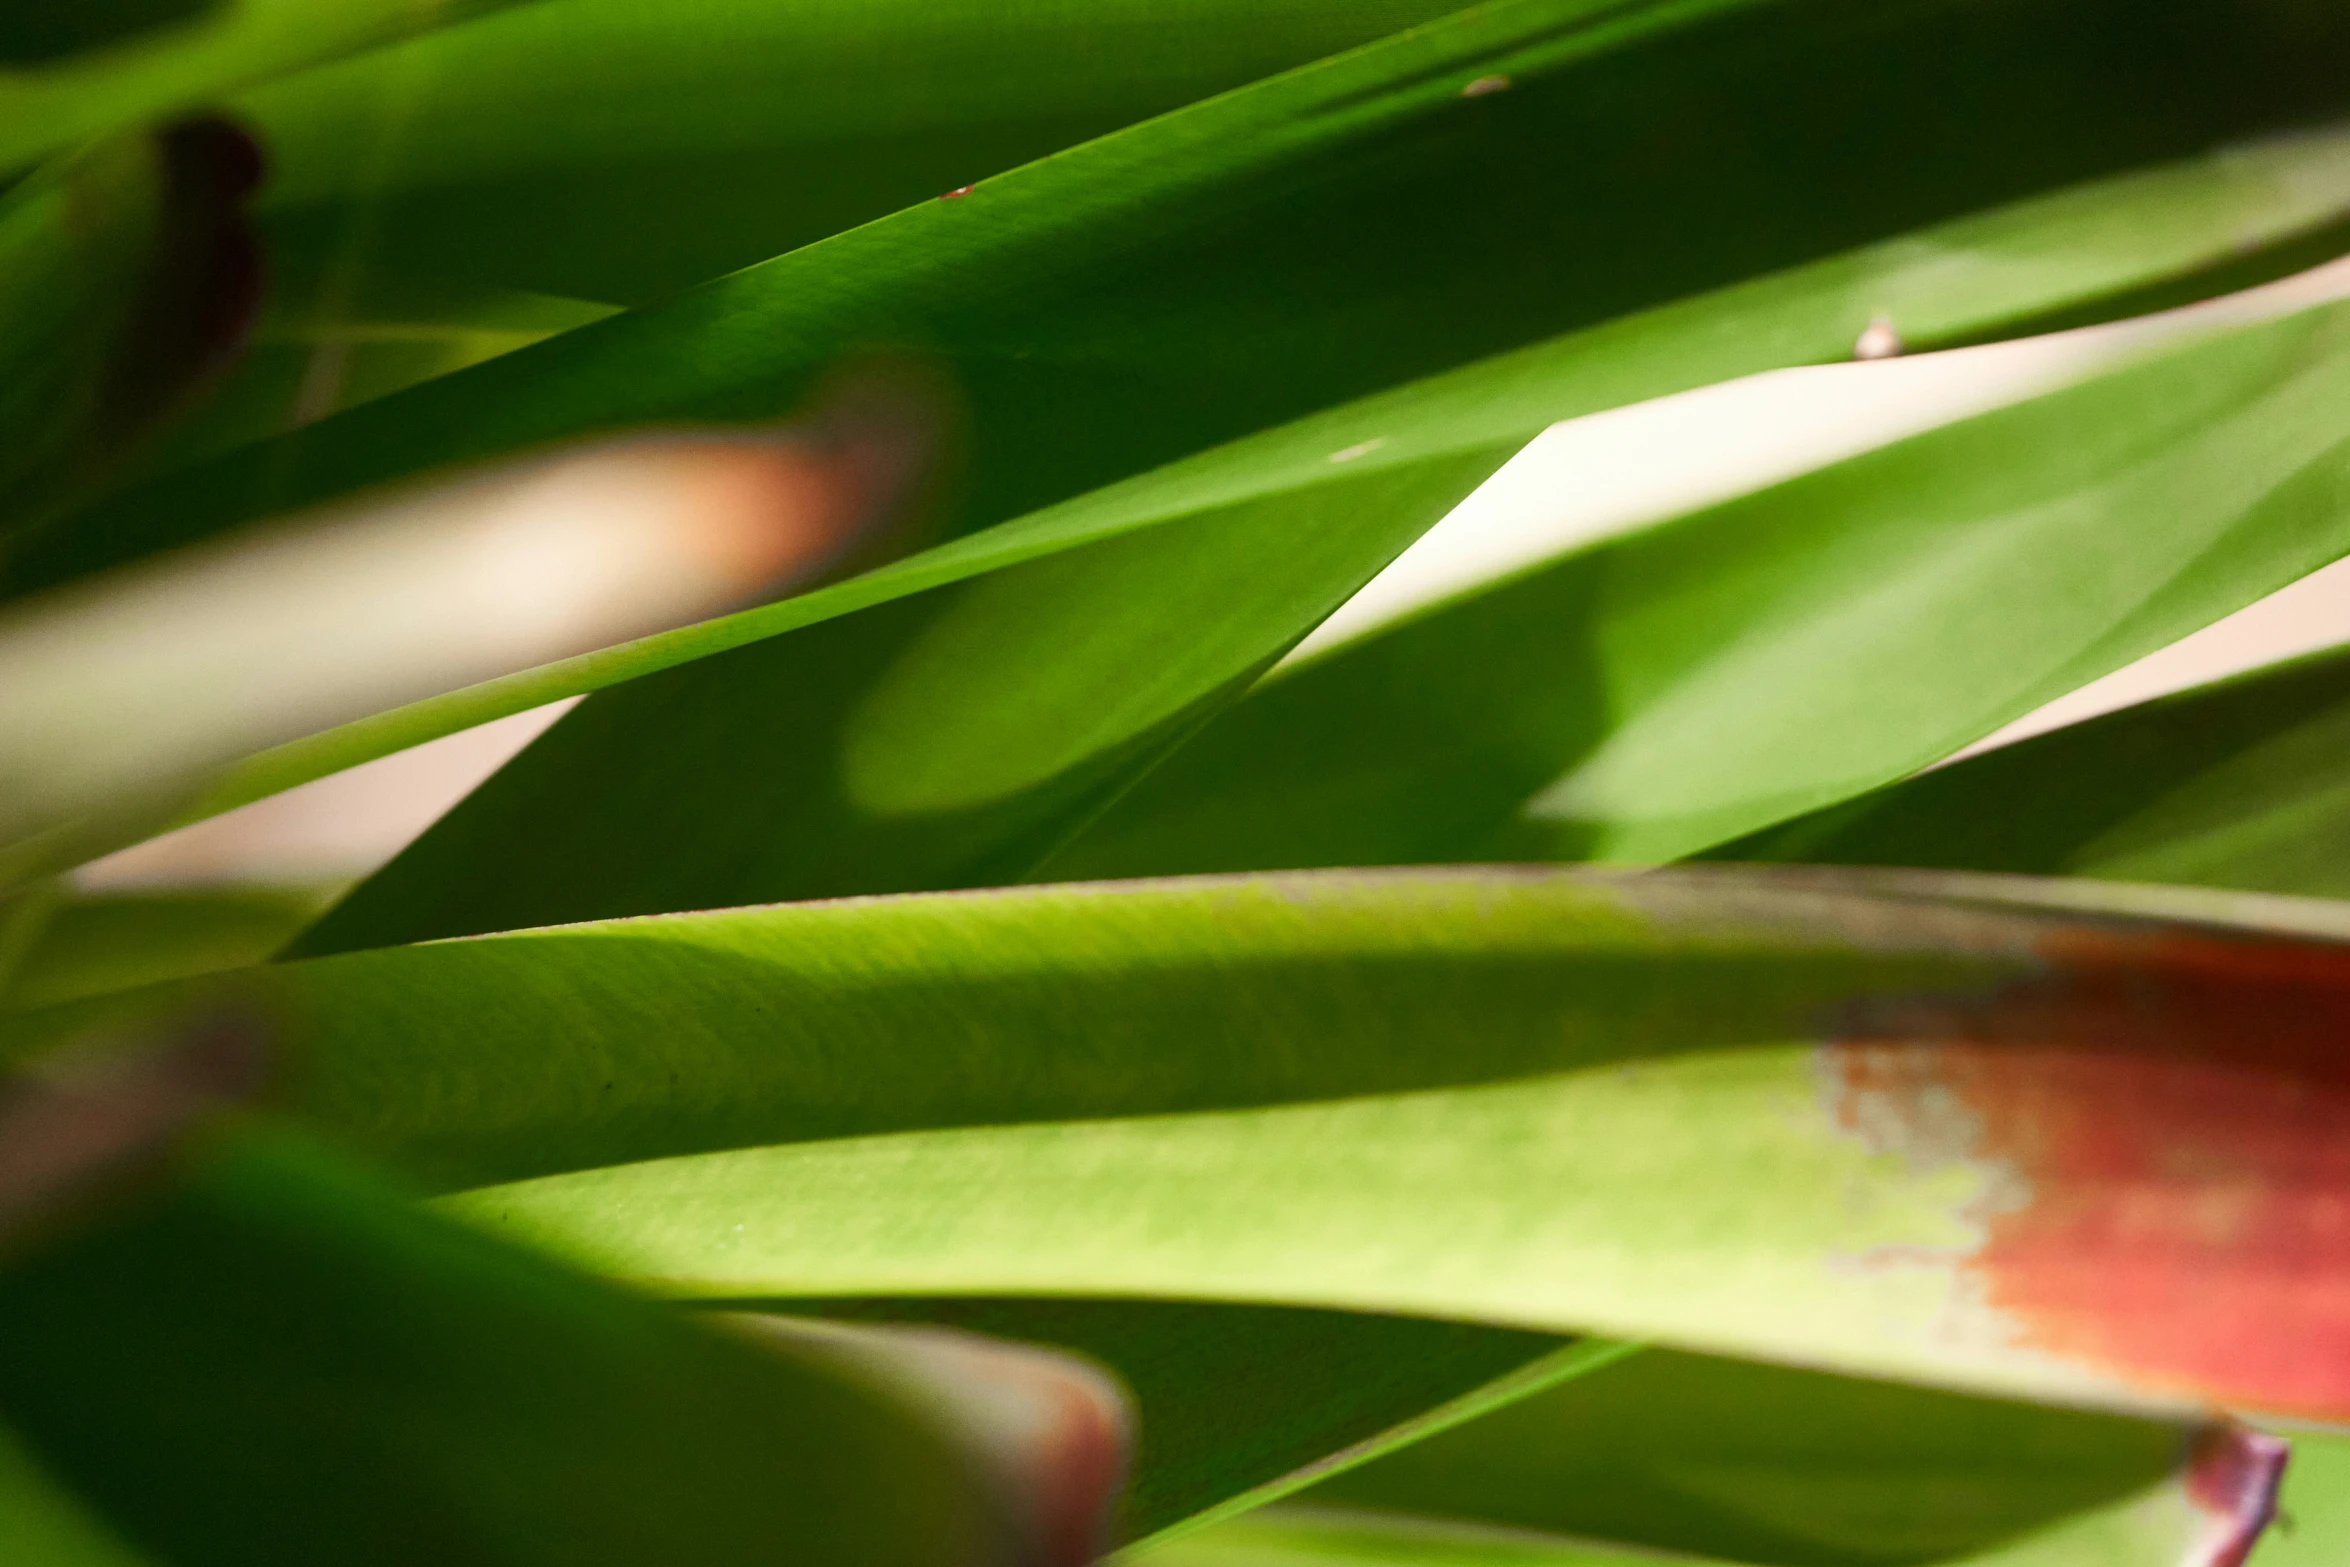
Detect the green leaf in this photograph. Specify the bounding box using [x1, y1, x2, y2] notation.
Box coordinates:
[0, 1058, 1027, 1567]
[0, 421, 890, 884]
[235, 0, 1477, 309]
[0, 882, 343, 1012]
[264, 131, 2350, 952]
[745, 1301, 1608, 1545]
[2250, 1427, 2350, 1567]
[0, 1421, 151, 1567]
[0, 0, 540, 176]
[1043, 279, 2350, 878]
[30, 0, 2350, 602]
[0, 119, 259, 534]
[1715, 644, 2350, 899]
[372, 865, 2350, 1423]
[24, 864, 2350, 1420]
[1301, 1347, 2187, 1567]
[1134, 1443, 2283, 1567]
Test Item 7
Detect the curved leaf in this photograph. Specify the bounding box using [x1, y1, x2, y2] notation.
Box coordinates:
[0, 1026, 1053, 1567]
[1717, 644, 2350, 899]
[1304, 1347, 2191, 1567]
[745, 1299, 1596, 1546]
[29, 0, 2350, 604]
[236, 0, 1474, 308]
[23, 864, 2350, 1418]
[1043, 279, 2350, 877]
[381, 862, 2350, 1423]
[281, 156, 2350, 951]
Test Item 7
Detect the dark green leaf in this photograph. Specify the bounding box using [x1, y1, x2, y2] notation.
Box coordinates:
[235, 0, 1474, 308]
[0, 119, 259, 536]
[275, 137, 2350, 952]
[1043, 282, 2350, 878]
[1303, 1347, 2183, 1567]
[0, 0, 539, 175]
[0, 1033, 1025, 1567]
[744, 1299, 1598, 1544]
[1716, 643, 2350, 898]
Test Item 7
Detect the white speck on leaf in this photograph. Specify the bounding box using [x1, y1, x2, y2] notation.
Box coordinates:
[1328, 438, 1386, 464]
[1853, 314, 1904, 361]
[1462, 75, 1510, 97]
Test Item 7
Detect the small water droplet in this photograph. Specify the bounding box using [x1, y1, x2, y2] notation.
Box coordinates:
[1327, 438, 1386, 464]
[939, 184, 976, 200]
[1462, 75, 1511, 97]
[1853, 314, 1904, 361]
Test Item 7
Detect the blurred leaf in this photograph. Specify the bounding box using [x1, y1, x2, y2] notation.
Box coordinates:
[0, 119, 260, 534]
[1134, 1447, 2284, 1567]
[130, 283, 619, 479]
[29, 0, 2350, 603]
[751, 1300, 1608, 1544]
[0, 1420, 151, 1567]
[28, 864, 2350, 1420]
[399, 866, 2350, 1422]
[0, 1029, 1036, 1567]
[0, 0, 541, 175]
[2249, 1428, 2350, 1567]
[1302, 1347, 2188, 1567]
[0, 421, 899, 885]
[1, 882, 344, 1013]
[1716, 644, 2350, 899]
[1044, 278, 2350, 878]
[235, 0, 1475, 309]
[266, 141, 2350, 952]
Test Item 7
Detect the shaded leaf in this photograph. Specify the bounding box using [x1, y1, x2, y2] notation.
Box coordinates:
[273, 142, 2350, 952]
[0, 0, 540, 175]
[1716, 644, 2350, 899]
[305, 863, 2350, 1423]
[25, 865, 2350, 1417]
[0, 119, 261, 535]
[1137, 1444, 2283, 1567]
[1, 882, 344, 1013]
[747, 1300, 1605, 1545]
[1043, 274, 2350, 878]
[0, 1024, 1063, 1567]
[31, 0, 2350, 602]
[235, 0, 1475, 308]
[1304, 1346, 2189, 1567]
[0, 1419, 150, 1567]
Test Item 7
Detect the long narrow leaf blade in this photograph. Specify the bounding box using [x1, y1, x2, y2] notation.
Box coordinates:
[1717, 643, 2350, 898]
[24, 865, 2350, 1418]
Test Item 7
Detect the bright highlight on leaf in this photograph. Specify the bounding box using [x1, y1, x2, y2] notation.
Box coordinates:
[14, 0, 2350, 1559]
[0, 401, 921, 884]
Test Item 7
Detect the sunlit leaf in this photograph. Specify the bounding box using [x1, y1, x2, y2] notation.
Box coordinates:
[271, 153, 2350, 951]
[1719, 644, 2350, 899]
[1044, 272, 2350, 879]
[23, 864, 2350, 1420]
[31, 0, 2350, 603]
